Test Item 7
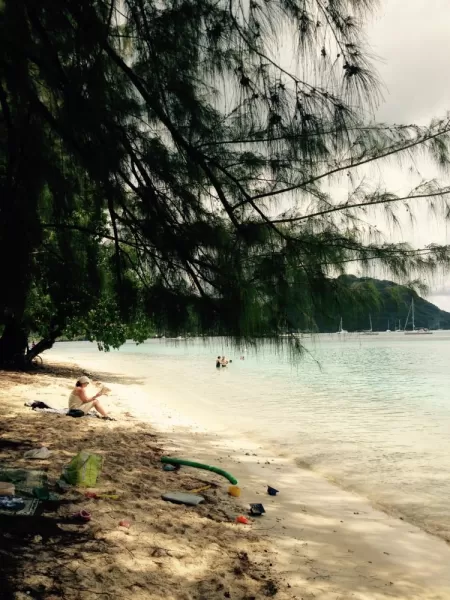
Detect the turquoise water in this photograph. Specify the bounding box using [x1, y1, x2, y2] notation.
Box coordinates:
[50, 333, 450, 540]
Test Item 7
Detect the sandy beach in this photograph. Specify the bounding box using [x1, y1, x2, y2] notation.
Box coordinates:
[2, 356, 450, 599]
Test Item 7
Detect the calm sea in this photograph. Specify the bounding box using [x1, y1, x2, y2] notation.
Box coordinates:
[50, 333, 450, 540]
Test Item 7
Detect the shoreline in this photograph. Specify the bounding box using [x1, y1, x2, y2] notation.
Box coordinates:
[42, 352, 450, 598]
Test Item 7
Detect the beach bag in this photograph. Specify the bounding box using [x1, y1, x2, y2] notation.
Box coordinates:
[67, 409, 85, 418]
[62, 451, 103, 487]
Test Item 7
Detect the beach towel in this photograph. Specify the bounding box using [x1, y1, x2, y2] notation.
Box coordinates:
[24, 402, 100, 418]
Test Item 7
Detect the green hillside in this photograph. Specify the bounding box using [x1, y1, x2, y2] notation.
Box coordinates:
[299, 276, 450, 333]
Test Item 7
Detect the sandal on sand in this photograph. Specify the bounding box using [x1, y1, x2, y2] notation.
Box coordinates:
[102, 416, 116, 421]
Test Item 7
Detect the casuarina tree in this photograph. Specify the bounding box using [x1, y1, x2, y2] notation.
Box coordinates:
[1, 0, 450, 366]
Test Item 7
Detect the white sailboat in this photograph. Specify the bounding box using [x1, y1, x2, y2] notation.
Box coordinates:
[337, 317, 348, 334]
[404, 298, 433, 335]
[362, 315, 379, 335]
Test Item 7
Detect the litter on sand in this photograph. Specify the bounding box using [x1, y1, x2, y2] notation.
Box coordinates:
[161, 457, 238, 484]
[24, 447, 52, 460]
[62, 452, 103, 487]
[162, 492, 205, 506]
[71, 509, 91, 522]
[189, 485, 211, 493]
[249, 503, 265, 516]
[267, 486, 279, 496]
[236, 515, 250, 524]
[163, 464, 180, 472]
[119, 519, 131, 528]
[228, 485, 241, 497]
[0, 496, 26, 511]
[0, 468, 45, 516]
[0, 482, 14, 495]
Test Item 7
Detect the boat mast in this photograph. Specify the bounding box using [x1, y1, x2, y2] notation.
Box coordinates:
[404, 301, 412, 331]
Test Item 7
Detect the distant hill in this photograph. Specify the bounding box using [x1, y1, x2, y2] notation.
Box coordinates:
[305, 276, 450, 333]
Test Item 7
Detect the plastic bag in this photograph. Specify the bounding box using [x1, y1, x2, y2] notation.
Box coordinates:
[62, 452, 103, 487]
[24, 447, 52, 459]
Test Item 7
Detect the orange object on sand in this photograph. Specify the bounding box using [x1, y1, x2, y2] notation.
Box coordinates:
[236, 516, 249, 524]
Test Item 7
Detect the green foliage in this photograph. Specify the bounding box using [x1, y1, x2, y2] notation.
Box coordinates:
[2, 0, 450, 363]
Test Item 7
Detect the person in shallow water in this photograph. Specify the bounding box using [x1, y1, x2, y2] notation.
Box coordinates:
[68, 376, 114, 420]
[216, 356, 221, 368]
[221, 356, 228, 367]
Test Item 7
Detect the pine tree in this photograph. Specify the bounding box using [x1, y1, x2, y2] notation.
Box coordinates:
[2, 0, 450, 365]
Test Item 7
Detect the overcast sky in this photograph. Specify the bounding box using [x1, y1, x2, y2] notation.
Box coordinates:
[367, 0, 450, 309]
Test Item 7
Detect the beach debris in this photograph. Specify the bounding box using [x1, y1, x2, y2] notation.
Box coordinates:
[236, 515, 250, 524]
[32, 486, 53, 500]
[249, 503, 265, 516]
[267, 486, 279, 496]
[189, 485, 211, 493]
[161, 457, 238, 484]
[24, 447, 52, 460]
[0, 496, 25, 510]
[71, 509, 91, 522]
[119, 519, 131, 528]
[56, 479, 71, 493]
[162, 492, 205, 506]
[0, 482, 14, 496]
[62, 451, 103, 487]
[163, 464, 180, 472]
[228, 485, 241, 497]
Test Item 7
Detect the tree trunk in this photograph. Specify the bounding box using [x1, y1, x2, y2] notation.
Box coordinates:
[0, 314, 28, 367]
[26, 333, 61, 364]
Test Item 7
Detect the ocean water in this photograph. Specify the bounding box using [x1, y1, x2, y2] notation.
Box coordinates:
[50, 333, 450, 540]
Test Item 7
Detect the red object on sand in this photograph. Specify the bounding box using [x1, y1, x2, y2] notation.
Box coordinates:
[119, 519, 131, 528]
[236, 516, 249, 524]
[72, 510, 91, 522]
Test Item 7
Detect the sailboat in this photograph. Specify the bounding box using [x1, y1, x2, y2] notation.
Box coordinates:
[361, 315, 379, 335]
[404, 298, 433, 335]
[337, 317, 348, 334]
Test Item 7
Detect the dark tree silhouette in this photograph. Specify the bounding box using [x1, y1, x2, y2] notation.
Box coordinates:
[1, 0, 450, 365]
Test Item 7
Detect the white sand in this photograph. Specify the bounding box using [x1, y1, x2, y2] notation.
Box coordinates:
[48, 351, 450, 599]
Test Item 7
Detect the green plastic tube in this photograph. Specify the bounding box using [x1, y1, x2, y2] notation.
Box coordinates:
[161, 456, 238, 485]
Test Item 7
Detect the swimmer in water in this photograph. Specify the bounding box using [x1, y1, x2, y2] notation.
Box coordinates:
[216, 356, 221, 368]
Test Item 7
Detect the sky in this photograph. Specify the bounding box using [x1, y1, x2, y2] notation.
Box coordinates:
[369, 0, 450, 309]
